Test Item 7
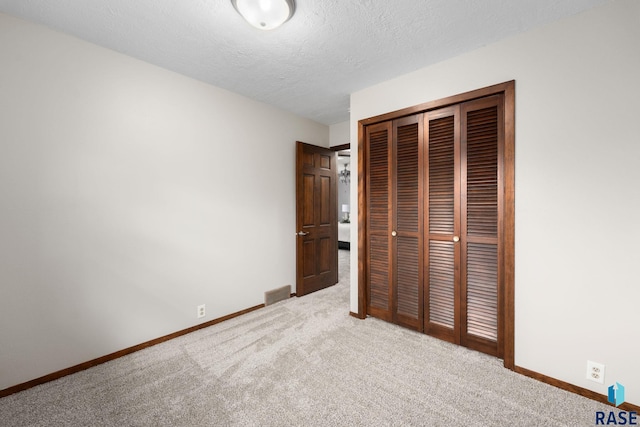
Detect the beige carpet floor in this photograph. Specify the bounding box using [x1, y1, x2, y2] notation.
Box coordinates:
[0, 250, 617, 426]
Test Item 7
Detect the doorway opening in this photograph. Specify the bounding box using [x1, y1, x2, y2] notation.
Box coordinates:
[333, 144, 351, 252]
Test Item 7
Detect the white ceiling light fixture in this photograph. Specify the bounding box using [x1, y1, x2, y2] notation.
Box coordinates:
[231, 0, 296, 30]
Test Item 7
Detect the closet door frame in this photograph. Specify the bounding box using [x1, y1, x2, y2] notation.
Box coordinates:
[357, 81, 515, 370]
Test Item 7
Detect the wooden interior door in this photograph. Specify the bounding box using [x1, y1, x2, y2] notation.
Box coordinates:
[392, 115, 423, 330]
[424, 95, 504, 357]
[424, 105, 461, 344]
[460, 95, 503, 357]
[364, 116, 423, 330]
[364, 122, 393, 321]
[296, 142, 338, 296]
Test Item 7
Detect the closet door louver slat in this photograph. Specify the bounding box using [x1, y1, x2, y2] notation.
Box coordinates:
[428, 240, 455, 328]
[465, 106, 499, 239]
[466, 243, 498, 341]
[427, 116, 456, 235]
[396, 123, 420, 233]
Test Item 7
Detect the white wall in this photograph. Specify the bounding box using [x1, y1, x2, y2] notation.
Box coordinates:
[350, 0, 640, 405]
[0, 13, 328, 390]
[330, 120, 350, 147]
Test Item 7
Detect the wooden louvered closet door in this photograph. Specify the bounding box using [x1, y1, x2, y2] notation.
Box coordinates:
[365, 122, 393, 322]
[460, 95, 503, 356]
[392, 116, 423, 329]
[424, 95, 504, 358]
[361, 82, 513, 362]
[364, 94, 504, 357]
[365, 116, 423, 329]
[424, 106, 460, 343]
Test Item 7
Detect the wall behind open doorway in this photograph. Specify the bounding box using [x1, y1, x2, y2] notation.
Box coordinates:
[330, 121, 350, 148]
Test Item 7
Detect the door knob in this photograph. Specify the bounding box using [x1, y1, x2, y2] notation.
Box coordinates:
[453, 236, 460, 242]
[297, 231, 309, 236]
[391, 231, 397, 237]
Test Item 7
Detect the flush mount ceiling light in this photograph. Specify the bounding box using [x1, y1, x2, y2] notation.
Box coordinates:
[231, 0, 295, 30]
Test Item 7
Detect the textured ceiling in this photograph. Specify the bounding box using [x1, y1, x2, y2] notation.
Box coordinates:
[0, 0, 609, 125]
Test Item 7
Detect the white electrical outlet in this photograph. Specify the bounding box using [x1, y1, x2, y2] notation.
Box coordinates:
[197, 304, 206, 319]
[586, 360, 605, 384]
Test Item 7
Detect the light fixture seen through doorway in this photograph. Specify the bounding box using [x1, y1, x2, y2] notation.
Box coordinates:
[339, 163, 350, 184]
[231, 0, 296, 30]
